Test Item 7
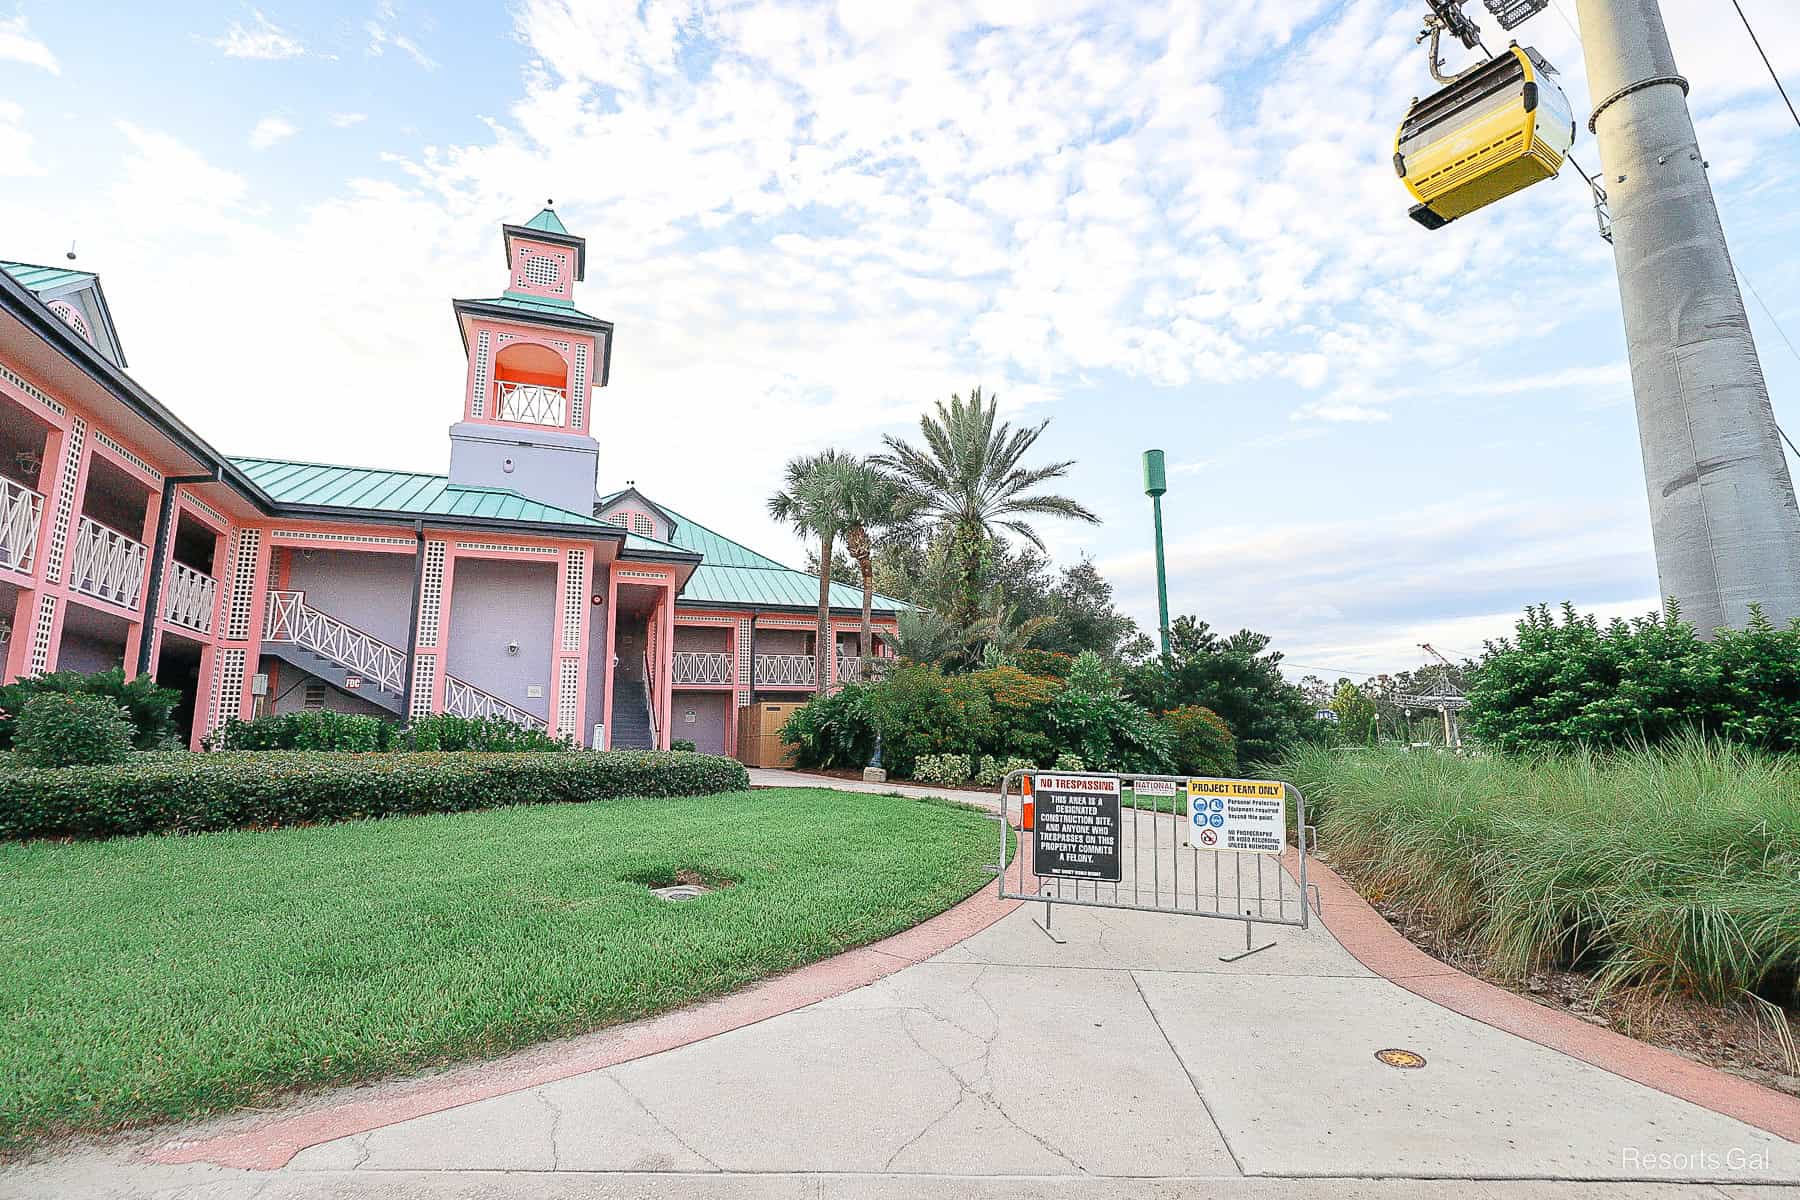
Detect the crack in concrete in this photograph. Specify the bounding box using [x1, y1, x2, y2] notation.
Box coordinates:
[350, 1131, 373, 1172]
[608, 1075, 722, 1172]
[535, 1088, 564, 1172]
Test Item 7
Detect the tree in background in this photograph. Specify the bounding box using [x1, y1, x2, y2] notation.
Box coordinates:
[835, 460, 915, 666]
[877, 387, 1098, 631]
[1328, 680, 1378, 746]
[1124, 615, 1313, 767]
[1035, 557, 1139, 661]
[769, 449, 859, 693]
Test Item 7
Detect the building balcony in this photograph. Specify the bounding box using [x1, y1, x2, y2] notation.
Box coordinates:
[835, 655, 893, 684]
[0, 476, 43, 575]
[672, 650, 733, 687]
[495, 381, 567, 427]
[754, 653, 816, 689]
[162, 560, 219, 636]
[68, 515, 147, 610]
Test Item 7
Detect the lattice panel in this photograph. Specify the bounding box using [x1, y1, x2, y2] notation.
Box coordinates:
[736, 617, 752, 707]
[417, 540, 447, 648]
[524, 255, 559, 287]
[272, 529, 415, 546]
[562, 549, 586, 652]
[410, 654, 438, 719]
[0, 361, 64, 415]
[28, 593, 57, 676]
[47, 300, 91, 342]
[224, 528, 262, 641]
[94, 430, 160, 482]
[572, 343, 588, 428]
[43, 417, 85, 585]
[472, 330, 491, 419]
[182, 492, 227, 527]
[210, 648, 247, 734]
[556, 657, 580, 742]
[454, 541, 558, 555]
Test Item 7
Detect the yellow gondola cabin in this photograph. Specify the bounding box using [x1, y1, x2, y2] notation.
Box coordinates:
[1394, 44, 1576, 229]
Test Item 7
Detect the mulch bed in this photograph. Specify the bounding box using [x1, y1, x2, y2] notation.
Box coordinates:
[1320, 850, 1800, 1098]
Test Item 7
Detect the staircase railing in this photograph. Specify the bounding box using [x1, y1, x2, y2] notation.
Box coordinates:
[443, 676, 547, 731]
[264, 590, 406, 693]
[643, 650, 658, 748]
[263, 589, 550, 731]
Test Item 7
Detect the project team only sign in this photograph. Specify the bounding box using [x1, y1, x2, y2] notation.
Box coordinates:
[1185, 778, 1286, 855]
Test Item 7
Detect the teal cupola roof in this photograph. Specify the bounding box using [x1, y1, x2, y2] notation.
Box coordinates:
[521, 205, 570, 235]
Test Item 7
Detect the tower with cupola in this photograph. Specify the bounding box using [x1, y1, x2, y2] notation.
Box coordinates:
[448, 204, 612, 514]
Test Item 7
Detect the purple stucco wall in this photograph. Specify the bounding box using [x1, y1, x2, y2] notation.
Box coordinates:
[285, 549, 416, 649]
[263, 660, 395, 719]
[56, 628, 122, 674]
[674, 691, 730, 755]
[445, 557, 556, 720]
[584, 596, 609, 743]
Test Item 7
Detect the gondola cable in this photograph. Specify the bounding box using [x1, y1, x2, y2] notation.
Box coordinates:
[1727, 0, 1799, 129]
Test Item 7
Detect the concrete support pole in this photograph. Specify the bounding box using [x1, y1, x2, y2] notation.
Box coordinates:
[1577, 0, 1800, 633]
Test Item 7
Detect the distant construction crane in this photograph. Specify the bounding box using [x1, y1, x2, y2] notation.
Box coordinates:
[1399, 643, 1469, 749]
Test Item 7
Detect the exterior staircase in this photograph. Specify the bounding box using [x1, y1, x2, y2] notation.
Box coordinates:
[262, 590, 546, 730]
[608, 674, 655, 749]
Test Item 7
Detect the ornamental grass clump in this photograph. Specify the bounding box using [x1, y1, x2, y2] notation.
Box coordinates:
[1282, 736, 1800, 1006]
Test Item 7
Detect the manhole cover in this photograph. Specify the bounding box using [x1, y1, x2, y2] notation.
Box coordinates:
[650, 884, 710, 901]
[1375, 1048, 1427, 1069]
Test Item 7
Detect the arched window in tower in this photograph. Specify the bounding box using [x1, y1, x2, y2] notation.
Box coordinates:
[492, 342, 568, 427]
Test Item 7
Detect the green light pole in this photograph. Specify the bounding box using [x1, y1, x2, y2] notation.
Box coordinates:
[1143, 449, 1170, 656]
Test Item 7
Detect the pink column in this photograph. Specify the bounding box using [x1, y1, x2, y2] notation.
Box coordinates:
[600, 566, 618, 749]
[656, 581, 675, 749]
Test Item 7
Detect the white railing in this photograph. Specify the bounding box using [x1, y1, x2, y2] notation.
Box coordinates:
[495, 381, 568, 426]
[672, 650, 733, 685]
[643, 650, 659, 748]
[0, 476, 43, 574]
[69, 515, 148, 608]
[263, 589, 407, 693]
[835, 655, 893, 684]
[162, 560, 218, 635]
[755, 653, 817, 688]
[443, 675, 548, 731]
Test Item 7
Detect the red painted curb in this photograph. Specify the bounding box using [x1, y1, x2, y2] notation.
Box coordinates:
[147, 876, 1022, 1170]
[1290, 848, 1800, 1144]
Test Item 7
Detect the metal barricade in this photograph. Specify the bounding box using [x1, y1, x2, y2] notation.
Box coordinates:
[994, 770, 1320, 962]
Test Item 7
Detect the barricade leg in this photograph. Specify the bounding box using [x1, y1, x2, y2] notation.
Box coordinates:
[1219, 917, 1275, 962]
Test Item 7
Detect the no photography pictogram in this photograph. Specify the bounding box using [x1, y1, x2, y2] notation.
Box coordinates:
[1198, 827, 1219, 847]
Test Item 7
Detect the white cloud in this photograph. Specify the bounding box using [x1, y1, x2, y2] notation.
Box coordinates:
[329, 112, 368, 128]
[0, 101, 46, 177]
[0, 12, 57, 74]
[1292, 401, 1391, 424]
[365, 3, 437, 70]
[209, 10, 305, 60]
[249, 116, 297, 150]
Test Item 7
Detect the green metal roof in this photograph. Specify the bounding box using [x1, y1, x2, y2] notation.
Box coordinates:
[602, 491, 910, 612]
[458, 293, 605, 321]
[232, 457, 615, 529]
[1, 260, 96, 294]
[522, 207, 570, 235]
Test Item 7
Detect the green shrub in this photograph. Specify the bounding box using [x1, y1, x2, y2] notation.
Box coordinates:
[1162, 705, 1237, 777]
[1053, 752, 1086, 771]
[781, 684, 876, 769]
[403, 713, 568, 752]
[209, 711, 397, 752]
[1281, 738, 1800, 1005]
[1468, 601, 1800, 754]
[968, 666, 1060, 763]
[975, 754, 1036, 788]
[868, 666, 991, 777]
[670, 739, 697, 753]
[912, 753, 972, 786]
[1014, 649, 1074, 680]
[0, 668, 179, 751]
[1049, 653, 1174, 773]
[0, 750, 750, 840]
[13, 693, 136, 768]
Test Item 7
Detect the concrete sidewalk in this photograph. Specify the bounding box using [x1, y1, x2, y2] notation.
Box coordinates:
[6, 866, 1795, 1198]
[749, 766, 1002, 810]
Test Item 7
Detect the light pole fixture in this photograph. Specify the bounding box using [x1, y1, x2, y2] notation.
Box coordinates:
[1143, 449, 1171, 656]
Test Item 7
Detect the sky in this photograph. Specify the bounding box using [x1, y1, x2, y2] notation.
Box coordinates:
[2, 0, 1798, 680]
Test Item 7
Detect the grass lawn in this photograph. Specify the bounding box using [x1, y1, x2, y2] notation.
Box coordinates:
[0, 787, 1007, 1154]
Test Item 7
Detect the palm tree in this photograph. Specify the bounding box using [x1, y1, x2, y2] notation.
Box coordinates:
[835, 460, 914, 672]
[768, 449, 857, 692]
[876, 387, 1099, 630]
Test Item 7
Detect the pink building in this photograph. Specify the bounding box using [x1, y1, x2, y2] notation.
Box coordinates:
[0, 208, 902, 756]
